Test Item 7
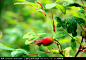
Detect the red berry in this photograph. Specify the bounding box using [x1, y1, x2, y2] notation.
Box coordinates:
[42, 37, 54, 46]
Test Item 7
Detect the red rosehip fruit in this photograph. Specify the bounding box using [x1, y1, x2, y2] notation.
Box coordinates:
[42, 37, 54, 46]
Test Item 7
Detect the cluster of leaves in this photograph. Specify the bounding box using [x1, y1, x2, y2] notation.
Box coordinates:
[55, 16, 85, 37]
[0, 43, 29, 57]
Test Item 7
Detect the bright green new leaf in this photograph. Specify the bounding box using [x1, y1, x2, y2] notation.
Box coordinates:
[37, 33, 46, 36]
[71, 38, 76, 51]
[25, 40, 35, 45]
[50, 49, 59, 54]
[0, 32, 2, 38]
[45, 3, 56, 9]
[23, 32, 39, 40]
[56, 4, 66, 14]
[0, 44, 15, 51]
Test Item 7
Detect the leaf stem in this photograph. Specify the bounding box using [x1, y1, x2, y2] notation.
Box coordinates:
[81, 0, 86, 28]
[78, 24, 84, 30]
[54, 39, 62, 52]
[51, 9, 55, 32]
[30, 52, 51, 55]
[79, 50, 85, 57]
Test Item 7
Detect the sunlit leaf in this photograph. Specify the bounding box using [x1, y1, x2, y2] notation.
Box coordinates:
[0, 44, 15, 51]
[23, 32, 38, 40]
[37, 33, 46, 36]
[25, 40, 35, 45]
[56, 4, 66, 14]
[45, 3, 56, 9]
[11, 49, 29, 57]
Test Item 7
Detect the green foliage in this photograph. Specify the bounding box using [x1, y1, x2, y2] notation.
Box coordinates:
[56, 4, 66, 14]
[25, 40, 35, 45]
[55, 16, 84, 37]
[45, 3, 56, 9]
[55, 31, 68, 39]
[1, 0, 86, 57]
[72, 16, 85, 24]
[23, 32, 39, 40]
[38, 52, 49, 57]
[63, 2, 83, 8]
[23, 32, 46, 45]
[11, 49, 29, 57]
[78, 10, 85, 14]
[71, 38, 76, 51]
[0, 44, 15, 51]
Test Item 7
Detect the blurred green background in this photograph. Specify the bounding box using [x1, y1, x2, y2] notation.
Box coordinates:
[0, 0, 86, 57]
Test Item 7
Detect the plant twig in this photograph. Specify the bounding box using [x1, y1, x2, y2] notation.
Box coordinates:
[78, 24, 84, 30]
[30, 52, 51, 55]
[81, 0, 86, 28]
[79, 50, 85, 57]
[63, 29, 83, 47]
[51, 9, 55, 32]
[75, 37, 83, 57]
[54, 39, 62, 52]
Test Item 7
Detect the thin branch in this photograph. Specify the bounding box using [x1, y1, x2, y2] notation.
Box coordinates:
[75, 37, 83, 57]
[51, 9, 55, 32]
[79, 50, 85, 57]
[78, 24, 84, 30]
[30, 52, 51, 55]
[81, 0, 85, 10]
[63, 29, 83, 47]
[81, 0, 86, 28]
[54, 39, 62, 52]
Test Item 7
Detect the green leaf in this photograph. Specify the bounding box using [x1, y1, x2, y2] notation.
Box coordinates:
[11, 49, 29, 57]
[37, 33, 46, 36]
[54, 31, 68, 39]
[78, 10, 85, 14]
[55, 17, 62, 22]
[71, 38, 76, 51]
[63, 2, 83, 8]
[72, 16, 85, 24]
[50, 49, 59, 54]
[56, 4, 66, 14]
[72, 31, 77, 37]
[25, 40, 35, 45]
[23, 32, 39, 40]
[38, 52, 49, 57]
[0, 44, 15, 51]
[0, 32, 2, 38]
[57, 23, 61, 27]
[45, 3, 56, 9]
